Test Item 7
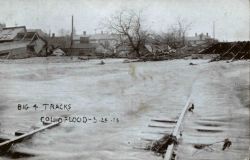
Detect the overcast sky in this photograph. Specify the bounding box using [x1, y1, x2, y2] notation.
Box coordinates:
[0, 0, 249, 41]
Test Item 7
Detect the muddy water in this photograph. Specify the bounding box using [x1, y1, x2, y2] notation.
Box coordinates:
[177, 62, 250, 160]
[0, 58, 249, 160]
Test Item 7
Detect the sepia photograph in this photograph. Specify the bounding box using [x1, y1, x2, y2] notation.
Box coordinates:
[0, 0, 249, 159]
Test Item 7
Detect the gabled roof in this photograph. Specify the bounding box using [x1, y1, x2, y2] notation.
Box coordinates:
[27, 29, 47, 40]
[0, 26, 26, 42]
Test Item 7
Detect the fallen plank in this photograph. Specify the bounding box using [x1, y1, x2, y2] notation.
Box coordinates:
[0, 122, 59, 153]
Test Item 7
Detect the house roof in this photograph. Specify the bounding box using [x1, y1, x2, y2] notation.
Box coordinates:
[0, 26, 26, 42]
[186, 34, 211, 41]
[27, 29, 47, 40]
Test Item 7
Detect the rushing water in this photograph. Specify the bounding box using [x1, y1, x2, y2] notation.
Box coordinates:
[0, 58, 249, 160]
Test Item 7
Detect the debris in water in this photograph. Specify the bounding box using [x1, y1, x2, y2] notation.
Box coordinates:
[180, 130, 183, 136]
[151, 119, 177, 123]
[192, 138, 231, 156]
[99, 60, 105, 65]
[189, 62, 197, 65]
[196, 129, 223, 133]
[148, 134, 178, 155]
[188, 103, 194, 112]
[171, 151, 176, 160]
[192, 144, 214, 156]
[194, 144, 207, 150]
[4, 150, 35, 159]
[222, 138, 232, 150]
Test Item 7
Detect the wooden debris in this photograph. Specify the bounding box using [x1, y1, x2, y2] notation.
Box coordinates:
[192, 138, 231, 156]
[150, 134, 178, 155]
[189, 62, 197, 66]
[98, 60, 105, 65]
[222, 138, 232, 150]
[14, 130, 29, 136]
[148, 125, 173, 129]
[188, 103, 194, 112]
[202, 42, 250, 61]
[151, 119, 177, 123]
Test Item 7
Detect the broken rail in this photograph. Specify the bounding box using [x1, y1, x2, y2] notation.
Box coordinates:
[0, 122, 60, 153]
[164, 96, 192, 160]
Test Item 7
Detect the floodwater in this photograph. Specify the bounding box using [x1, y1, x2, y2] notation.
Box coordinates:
[0, 57, 249, 160]
[177, 61, 250, 160]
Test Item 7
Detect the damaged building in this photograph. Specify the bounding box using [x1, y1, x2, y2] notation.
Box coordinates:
[0, 26, 47, 59]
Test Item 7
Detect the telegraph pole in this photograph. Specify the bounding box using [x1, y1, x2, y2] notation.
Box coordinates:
[69, 15, 74, 55]
[71, 15, 74, 47]
[249, 0, 250, 40]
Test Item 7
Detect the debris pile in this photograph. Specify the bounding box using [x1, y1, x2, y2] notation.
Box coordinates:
[192, 138, 232, 156]
[98, 60, 105, 65]
[188, 103, 194, 112]
[147, 134, 178, 156]
[139, 44, 188, 61]
[199, 41, 250, 61]
[222, 138, 232, 150]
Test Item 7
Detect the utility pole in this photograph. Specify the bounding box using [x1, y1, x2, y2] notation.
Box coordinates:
[71, 15, 74, 48]
[69, 15, 74, 56]
[249, 0, 250, 40]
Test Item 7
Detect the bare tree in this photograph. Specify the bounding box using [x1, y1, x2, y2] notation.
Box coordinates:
[105, 10, 148, 57]
[175, 17, 192, 46]
[161, 31, 179, 48]
[161, 18, 192, 48]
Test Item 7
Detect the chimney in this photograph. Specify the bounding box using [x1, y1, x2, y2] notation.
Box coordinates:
[199, 33, 203, 40]
[101, 30, 103, 34]
[52, 33, 55, 38]
[206, 33, 208, 37]
[83, 31, 86, 36]
[195, 33, 197, 37]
